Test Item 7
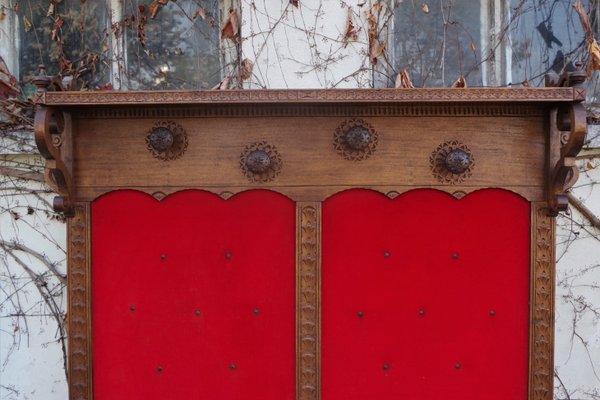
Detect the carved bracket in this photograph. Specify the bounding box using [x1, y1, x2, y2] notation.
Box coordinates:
[33, 66, 75, 217]
[545, 64, 587, 216]
[34, 107, 74, 217]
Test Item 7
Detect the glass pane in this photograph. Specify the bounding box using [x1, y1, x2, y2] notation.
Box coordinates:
[122, 0, 222, 90]
[18, 0, 110, 96]
[393, 0, 483, 87]
[508, 0, 589, 86]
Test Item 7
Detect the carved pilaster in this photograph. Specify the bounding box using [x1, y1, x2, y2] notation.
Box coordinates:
[296, 203, 321, 400]
[68, 204, 92, 400]
[529, 203, 555, 400]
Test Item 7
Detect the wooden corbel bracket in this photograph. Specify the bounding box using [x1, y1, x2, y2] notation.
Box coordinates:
[33, 66, 74, 217]
[546, 65, 588, 216]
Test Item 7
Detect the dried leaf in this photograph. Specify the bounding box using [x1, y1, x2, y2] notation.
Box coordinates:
[586, 161, 594, 170]
[587, 38, 600, 70]
[470, 41, 476, 53]
[14, 2, 19, 13]
[451, 76, 466, 88]
[98, 82, 114, 91]
[102, 43, 109, 53]
[221, 9, 239, 41]
[212, 75, 232, 90]
[192, 7, 206, 20]
[157, 0, 168, 4]
[0, 61, 10, 76]
[149, 2, 160, 19]
[174, 47, 182, 55]
[522, 80, 530, 87]
[51, 17, 63, 41]
[370, 41, 385, 64]
[239, 59, 254, 81]
[47, 2, 55, 16]
[0, 7, 6, 22]
[137, 15, 147, 48]
[343, 7, 358, 45]
[395, 70, 414, 88]
[138, 5, 146, 13]
[290, 0, 299, 7]
[23, 16, 32, 32]
[421, 3, 429, 14]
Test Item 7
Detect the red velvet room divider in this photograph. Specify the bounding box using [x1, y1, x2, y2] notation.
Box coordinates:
[92, 188, 529, 400]
[35, 83, 586, 400]
[322, 189, 530, 400]
[92, 190, 296, 400]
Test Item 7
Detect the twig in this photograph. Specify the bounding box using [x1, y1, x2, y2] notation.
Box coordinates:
[0, 167, 44, 182]
[568, 192, 600, 229]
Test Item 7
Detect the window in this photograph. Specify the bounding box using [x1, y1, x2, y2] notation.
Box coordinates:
[393, 0, 482, 87]
[122, 0, 222, 89]
[12, 0, 224, 93]
[18, 0, 110, 95]
[391, 0, 598, 95]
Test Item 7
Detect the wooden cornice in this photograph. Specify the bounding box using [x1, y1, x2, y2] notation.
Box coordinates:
[39, 87, 578, 106]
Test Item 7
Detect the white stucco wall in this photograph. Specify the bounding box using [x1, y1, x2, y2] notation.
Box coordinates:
[0, 151, 67, 400]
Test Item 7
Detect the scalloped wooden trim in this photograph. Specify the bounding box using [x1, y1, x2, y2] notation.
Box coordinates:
[75, 185, 543, 204]
[68, 204, 92, 400]
[529, 203, 555, 400]
[41, 88, 577, 106]
[297, 203, 321, 400]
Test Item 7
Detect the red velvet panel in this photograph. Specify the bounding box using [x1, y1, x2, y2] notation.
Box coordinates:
[92, 190, 295, 400]
[322, 189, 530, 400]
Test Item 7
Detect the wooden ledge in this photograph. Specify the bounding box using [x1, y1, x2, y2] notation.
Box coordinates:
[40, 87, 578, 106]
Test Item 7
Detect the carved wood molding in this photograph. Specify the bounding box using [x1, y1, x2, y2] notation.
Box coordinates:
[34, 107, 74, 216]
[70, 103, 547, 119]
[296, 203, 321, 400]
[68, 204, 93, 400]
[41, 88, 577, 106]
[529, 203, 555, 400]
[546, 65, 587, 216]
[75, 185, 545, 204]
[547, 103, 587, 215]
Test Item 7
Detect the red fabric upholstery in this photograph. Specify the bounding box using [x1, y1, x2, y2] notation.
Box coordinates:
[92, 190, 295, 400]
[322, 189, 530, 400]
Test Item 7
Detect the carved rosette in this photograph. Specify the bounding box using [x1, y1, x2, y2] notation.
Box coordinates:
[530, 204, 555, 400]
[297, 204, 321, 400]
[145, 120, 188, 161]
[240, 141, 282, 183]
[430, 140, 475, 184]
[333, 118, 378, 161]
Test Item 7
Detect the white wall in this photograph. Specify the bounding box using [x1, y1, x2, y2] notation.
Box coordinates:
[0, 151, 67, 400]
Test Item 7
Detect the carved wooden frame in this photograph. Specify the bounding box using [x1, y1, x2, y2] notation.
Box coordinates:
[65, 200, 558, 400]
[36, 67, 586, 400]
